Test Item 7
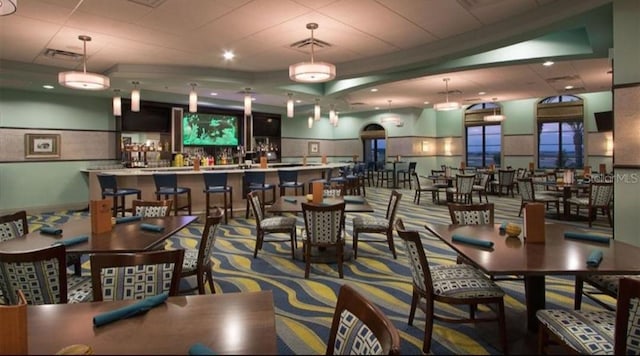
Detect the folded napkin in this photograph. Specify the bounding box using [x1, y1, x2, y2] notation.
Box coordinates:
[586, 249, 604, 267]
[115, 215, 142, 224]
[343, 196, 365, 204]
[283, 197, 297, 203]
[452, 234, 494, 248]
[564, 231, 610, 244]
[188, 343, 216, 355]
[51, 235, 89, 247]
[140, 223, 165, 232]
[93, 292, 168, 327]
[40, 226, 62, 235]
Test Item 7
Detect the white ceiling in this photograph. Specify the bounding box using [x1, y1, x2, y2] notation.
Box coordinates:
[0, 0, 613, 115]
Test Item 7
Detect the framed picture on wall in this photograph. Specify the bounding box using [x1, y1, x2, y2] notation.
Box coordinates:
[25, 133, 60, 159]
[308, 141, 320, 155]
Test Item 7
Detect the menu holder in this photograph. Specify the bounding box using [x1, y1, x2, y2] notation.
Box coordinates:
[523, 202, 545, 243]
[599, 163, 607, 174]
[0, 290, 28, 354]
[321, 155, 327, 165]
[528, 162, 535, 171]
[583, 165, 592, 176]
[312, 181, 324, 204]
[91, 199, 113, 234]
[259, 156, 267, 169]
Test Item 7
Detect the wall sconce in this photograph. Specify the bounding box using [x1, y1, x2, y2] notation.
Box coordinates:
[444, 139, 452, 156]
[606, 135, 613, 156]
[308, 115, 313, 129]
[421, 141, 429, 153]
[131, 81, 140, 112]
[112, 89, 122, 116]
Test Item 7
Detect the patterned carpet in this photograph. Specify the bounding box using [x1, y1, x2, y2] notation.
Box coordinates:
[27, 186, 614, 355]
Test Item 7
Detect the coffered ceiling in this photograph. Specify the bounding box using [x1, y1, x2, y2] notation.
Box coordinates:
[0, 0, 613, 115]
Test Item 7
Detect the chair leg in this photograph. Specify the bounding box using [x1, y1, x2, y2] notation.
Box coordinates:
[574, 276, 584, 310]
[518, 202, 524, 217]
[187, 191, 192, 215]
[206, 269, 215, 294]
[337, 244, 344, 278]
[606, 207, 613, 227]
[423, 298, 435, 354]
[353, 232, 359, 259]
[408, 289, 419, 325]
[197, 270, 206, 295]
[253, 231, 262, 258]
[387, 232, 397, 259]
[497, 300, 508, 355]
[304, 242, 311, 279]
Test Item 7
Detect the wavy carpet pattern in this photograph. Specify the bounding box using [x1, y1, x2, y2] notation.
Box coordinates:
[27, 186, 614, 355]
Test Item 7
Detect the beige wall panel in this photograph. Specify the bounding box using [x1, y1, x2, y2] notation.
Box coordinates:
[0, 129, 115, 161]
[587, 131, 613, 156]
[613, 86, 640, 165]
[504, 135, 534, 156]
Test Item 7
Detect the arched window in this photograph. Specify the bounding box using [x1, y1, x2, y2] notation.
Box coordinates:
[537, 95, 584, 169]
[464, 102, 502, 168]
[360, 124, 385, 163]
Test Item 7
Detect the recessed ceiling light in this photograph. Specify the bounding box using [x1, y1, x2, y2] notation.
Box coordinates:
[42, 85, 54, 89]
[543, 60, 554, 67]
[251, 97, 256, 101]
[478, 91, 486, 95]
[209, 92, 218, 96]
[295, 100, 302, 103]
[370, 88, 378, 92]
[223, 51, 235, 60]
[423, 101, 429, 105]
[564, 85, 574, 90]
[374, 106, 380, 110]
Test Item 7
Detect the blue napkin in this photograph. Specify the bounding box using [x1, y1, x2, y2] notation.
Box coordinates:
[51, 235, 89, 247]
[93, 292, 169, 327]
[344, 196, 365, 204]
[40, 226, 62, 235]
[586, 249, 604, 267]
[452, 234, 494, 248]
[115, 215, 142, 224]
[284, 197, 297, 203]
[189, 343, 216, 355]
[140, 223, 164, 232]
[564, 231, 610, 244]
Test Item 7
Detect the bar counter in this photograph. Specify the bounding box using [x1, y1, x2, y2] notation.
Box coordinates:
[86, 162, 348, 217]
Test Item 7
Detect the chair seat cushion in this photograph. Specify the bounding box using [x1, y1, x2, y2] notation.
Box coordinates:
[472, 185, 486, 190]
[68, 274, 93, 303]
[157, 187, 190, 194]
[536, 309, 615, 354]
[204, 186, 230, 193]
[181, 248, 199, 273]
[353, 217, 388, 231]
[567, 197, 589, 206]
[249, 183, 275, 190]
[261, 216, 297, 230]
[280, 182, 303, 188]
[103, 188, 141, 196]
[585, 274, 640, 296]
[431, 264, 504, 298]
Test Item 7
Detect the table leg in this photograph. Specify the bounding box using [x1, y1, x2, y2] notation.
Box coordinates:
[524, 275, 545, 332]
[562, 186, 572, 218]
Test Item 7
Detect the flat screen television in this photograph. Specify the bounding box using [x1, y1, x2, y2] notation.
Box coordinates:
[183, 113, 239, 146]
[594, 111, 613, 132]
[121, 101, 171, 132]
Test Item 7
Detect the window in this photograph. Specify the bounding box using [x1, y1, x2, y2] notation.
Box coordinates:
[466, 124, 501, 167]
[538, 121, 584, 168]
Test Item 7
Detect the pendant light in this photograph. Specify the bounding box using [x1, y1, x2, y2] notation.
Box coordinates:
[483, 98, 506, 122]
[289, 23, 336, 83]
[329, 104, 336, 125]
[332, 111, 339, 127]
[189, 83, 198, 113]
[308, 115, 313, 129]
[314, 99, 320, 121]
[286, 93, 294, 118]
[131, 81, 140, 112]
[112, 89, 122, 116]
[58, 35, 110, 90]
[433, 78, 460, 111]
[244, 88, 252, 117]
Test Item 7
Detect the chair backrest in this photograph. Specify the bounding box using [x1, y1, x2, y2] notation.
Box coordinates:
[478, 172, 491, 187]
[90, 249, 185, 302]
[132, 199, 173, 217]
[196, 208, 223, 269]
[0, 244, 68, 305]
[517, 178, 535, 201]
[247, 190, 265, 223]
[97, 173, 118, 192]
[411, 172, 423, 190]
[0, 210, 28, 242]
[589, 182, 614, 207]
[394, 218, 432, 296]
[455, 174, 475, 194]
[278, 169, 298, 183]
[448, 203, 495, 225]
[615, 277, 640, 354]
[326, 284, 401, 355]
[153, 173, 178, 191]
[302, 202, 345, 246]
[385, 190, 402, 225]
[244, 171, 266, 186]
[202, 172, 228, 189]
[408, 161, 417, 172]
[498, 169, 516, 186]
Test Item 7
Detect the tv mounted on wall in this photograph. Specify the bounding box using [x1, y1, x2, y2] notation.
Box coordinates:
[594, 111, 613, 132]
[183, 112, 239, 146]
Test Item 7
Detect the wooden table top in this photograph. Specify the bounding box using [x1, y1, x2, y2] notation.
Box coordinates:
[0, 216, 198, 254]
[27, 291, 277, 355]
[267, 195, 374, 214]
[424, 222, 640, 276]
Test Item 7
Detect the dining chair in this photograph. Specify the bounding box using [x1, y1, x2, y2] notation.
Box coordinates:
[325, 284, 401, 355]
[447, 202, 494, 225]
[490, 169, 516, 197]
[277, 169, 305, 197]
[566, 181, 614, 227]
[132, 199, 173, 217]
[202, 172, 233, 224]
[352, 190, 402, 259]
[179, 207, 223, 294]
[574, 274, 640, 311]
[516, 178, 560, 217]
[90, 249, 185, 301]
[472, 172, 491, 203]
[247, 191, 297, 259]
[376, 162, 394, 188]
[0, 244, 93, 305]
[97, 173, 142, 217]
[446, 173, 475, 204]
[300, 201, 346, 279]
[0, 210, 28, 242]
[396, 161, 417, 189]
[412, 172, 440, 205]
[537, 277, 640, 355]
[244, 171, 276, 219]
[394, 219, 508, 354]
[345, 162, 366, 196]
[152, 173, 192, 216]
[364, 161, 377, 187]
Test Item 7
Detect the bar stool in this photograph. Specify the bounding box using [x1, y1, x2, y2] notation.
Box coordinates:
[244, 171, 276, 218]
[203, 172, 233, 224]
[376, 161, 394, 188]
[277, 169, 304, 197]
[307, 167, 333, 193]
[97, 173, 141, 217]
[397, 161, 417, 189]
[152, 173, 192, 216]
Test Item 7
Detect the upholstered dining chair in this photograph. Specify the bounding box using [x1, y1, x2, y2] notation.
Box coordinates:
[446, 173, 475, 204]
[325, 284, 401, 355]
[516, 178, 560, 217]
[397, 161, 417, 189]
[574, 274, 640, 311]
[247, 191, 297, 259]
[152, 173, 192, 216]
[0, 244, 93, 305]
[472, 172, 491, 203]
[132, 199, 173, 217]
[537, 277, 640, 355]
[352, 190, 402, 259]
[0, 210, 28, 242]
[447, 202, 494, 225]
[179, 207, 223, 294]
[412, 172, 440, 205]
[490, 169, 516, 197]
[394, 219, 508, 354]
[90, 249, 184, 301]
[566, 181, 614, 227]
[97, 173, 142, 217]
[244, 171, 276, 219]
[300, 201, 346, 279]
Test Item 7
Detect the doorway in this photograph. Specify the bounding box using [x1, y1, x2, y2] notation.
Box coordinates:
[361, 124, 386, 164]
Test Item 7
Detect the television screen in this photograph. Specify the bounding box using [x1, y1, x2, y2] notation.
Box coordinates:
[594, 111, 613, 132]
[183, 113, 239, 146]
[121, 101, 171, 132]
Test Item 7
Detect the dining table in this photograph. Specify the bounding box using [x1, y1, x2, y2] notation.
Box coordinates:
[533, 180, 590, 220]
[27, 291, 277, 355]
[0, 215, 198, 254]
[424, 222, 640, 332]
